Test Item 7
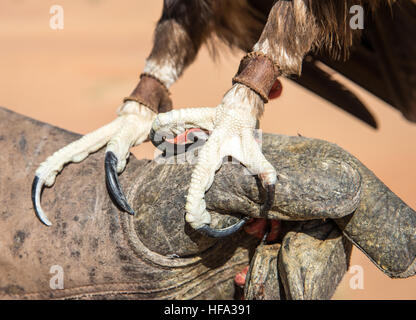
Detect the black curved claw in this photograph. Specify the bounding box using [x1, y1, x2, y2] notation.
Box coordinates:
[105, 151, 135, 215]
[31, 175, 52, 226]
[196, 217, 251, 238]
[261, 219, 272, 244]
[261, 183, 275, 214]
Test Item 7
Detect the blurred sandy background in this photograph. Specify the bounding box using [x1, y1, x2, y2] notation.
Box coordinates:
[0, 0, 415, 299]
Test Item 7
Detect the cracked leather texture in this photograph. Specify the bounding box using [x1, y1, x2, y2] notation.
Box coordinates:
[233, 54, 279, 102]
[0, 107, 414, 299]
[126, 75, 172, 114]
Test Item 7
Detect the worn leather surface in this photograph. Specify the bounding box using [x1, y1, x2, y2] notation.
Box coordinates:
[244, 220, 352, 300]
[278, 220, 352, 300]
[244, 243, 282, 300]
[0, 107, 414, 299]
[233, 53, 279, 102]
[0, 107, 252, 299]
[125, 74, 173, 114]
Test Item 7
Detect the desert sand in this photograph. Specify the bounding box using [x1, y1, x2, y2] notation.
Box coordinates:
[0, 0, 415, 299]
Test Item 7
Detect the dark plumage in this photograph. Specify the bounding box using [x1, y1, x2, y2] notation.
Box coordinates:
[149, 0, 415, 125]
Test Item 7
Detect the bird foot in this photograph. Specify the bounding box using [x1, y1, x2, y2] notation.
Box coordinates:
[150, 84, 278, 237]
[32, 101, 155, 225]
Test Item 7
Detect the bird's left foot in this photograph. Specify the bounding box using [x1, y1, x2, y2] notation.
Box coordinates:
[151, 84, 277, 237]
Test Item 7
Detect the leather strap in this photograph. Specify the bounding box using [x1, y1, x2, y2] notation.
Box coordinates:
[124, 73, 173, 114]
[233, 52, 281, 103]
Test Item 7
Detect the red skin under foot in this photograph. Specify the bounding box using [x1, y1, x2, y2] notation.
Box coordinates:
[244, 218, 281, 242]
[166, 81, 284, 295]
[234, 218, 281, 293]
[235, 80, 284, 290]
[235, 265, 250, 288]
[268, 79, 283, 100]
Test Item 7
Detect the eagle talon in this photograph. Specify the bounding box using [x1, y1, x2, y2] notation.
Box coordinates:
[105, 151, 135, 215]
[261, 219, 272, 244]
[261, 183, 275, 214]
[196, 217, 251, 238]
[31, 175, 52, 226]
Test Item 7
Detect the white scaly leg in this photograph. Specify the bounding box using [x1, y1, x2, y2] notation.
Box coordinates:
[106, 101, 156, 173]
[103, 57, 183, 215]
[103, 102, 156, 215]
[150, 0, 317, 236]
[152, 107, 217, 135]
[32, 1, 214, 226]
[32, 101, 155, 226]
[151, 84, 277, 235]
